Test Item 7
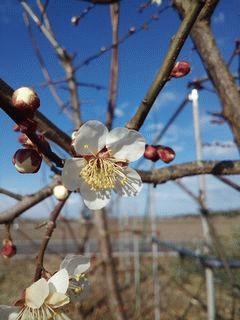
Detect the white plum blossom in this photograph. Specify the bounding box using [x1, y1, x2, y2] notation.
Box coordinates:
[62, 120, 145, 210]
[0, 256, 91, 320]
[13, 269, 70, 320]
[60, 255, 91, 301]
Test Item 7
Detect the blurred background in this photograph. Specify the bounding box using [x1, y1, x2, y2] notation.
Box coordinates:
[0, 0, 240, 319]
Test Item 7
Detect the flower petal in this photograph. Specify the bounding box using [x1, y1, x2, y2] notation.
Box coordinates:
[73, 120, 108, 155]
[60, 255, 90, 277]
[106, 128, 145, 162]
[80, 181, 111, 210]
[46, 292, 70, 308]
[114, 167, 142, 197]
[48, 269, 69, 294]
[25, 278, 49, 309]
[62, 158, 86, 191]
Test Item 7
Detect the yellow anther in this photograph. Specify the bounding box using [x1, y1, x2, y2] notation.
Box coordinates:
[74, 288, 82, 294]
[84, 144, 89, 149]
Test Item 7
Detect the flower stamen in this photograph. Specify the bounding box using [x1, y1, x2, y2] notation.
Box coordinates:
[80, 157, 128, 191]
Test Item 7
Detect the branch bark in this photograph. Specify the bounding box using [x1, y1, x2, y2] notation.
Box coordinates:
[173, 0, 240, 147]
[0, 181, 57, 224]
[94, 209, 128, 320]
[106, 3, 120, 130]
[138, 160, 240, 185]
[126, 0, 204, 130]
[34, 195, 69, 281]
[0, 78, 72, 154]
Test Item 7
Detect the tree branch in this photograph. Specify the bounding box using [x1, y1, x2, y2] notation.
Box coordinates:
[126, 0, 204, 130]
[138, 160, 240, 185]
[0, 188, 23, 201]
[106, 2, 119, 130]
[0, 78, 72, 154]
[173, 0, 240, 147]
[34, 195, 70, 281]
[0, 181, 57, 224]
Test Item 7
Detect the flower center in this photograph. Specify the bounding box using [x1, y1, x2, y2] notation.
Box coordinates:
[80, 156, 127, 191]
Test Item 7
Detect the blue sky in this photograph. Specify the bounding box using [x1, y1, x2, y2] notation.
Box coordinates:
[0, 0, 239, 218]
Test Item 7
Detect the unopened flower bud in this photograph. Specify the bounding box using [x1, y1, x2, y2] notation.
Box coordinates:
[144, 145, 159, 162]
[129, 27, 136, 34]
[53, 185, 69, 201]
[12, 87, 40, 111]
[156, 145, 175, 163]
[12, 148, 42, 173]
[71, 16, 80, 26]
[171, 61, 190, 78]
[0, 239, 17, 258]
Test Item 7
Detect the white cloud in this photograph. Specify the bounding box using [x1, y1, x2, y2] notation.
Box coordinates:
[213, 12, 225, 25]
[203, 141, 238, 158]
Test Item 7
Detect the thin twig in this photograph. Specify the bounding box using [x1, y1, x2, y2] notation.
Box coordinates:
[126, 0, 204, 130]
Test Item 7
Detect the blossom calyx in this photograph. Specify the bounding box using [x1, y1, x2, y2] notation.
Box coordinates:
[13, 148, 42, 173]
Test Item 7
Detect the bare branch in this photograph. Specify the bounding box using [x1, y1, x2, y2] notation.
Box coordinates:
[173, 0, 240, 147]
[21, 0, 82, 128]
[0, 78, 72, 154]
[126, 0, 204, 130]
[0, 188, 23, 201]
[138, 160, 240, 185]
[215, 176, 240, 193]
[0, 181, 57, 224]
[34, 195, 70, 281]
[106, 2, 119, 130]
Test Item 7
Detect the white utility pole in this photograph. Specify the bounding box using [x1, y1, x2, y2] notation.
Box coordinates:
[150, 186, 161, 320]
[189, 89, 215, 320]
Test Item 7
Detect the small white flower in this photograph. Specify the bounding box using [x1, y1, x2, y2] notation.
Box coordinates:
[60, 255, 91, 302]
[151, 0, 162, 5]
[53, 185, 69, 201]
[62, 120, 145, 210]
[13, 269, 70, 320]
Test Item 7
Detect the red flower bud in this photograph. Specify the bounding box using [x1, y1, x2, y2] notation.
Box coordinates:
[0, 239, 17, 258]
[12, 87, 40, 111]
[156, 145, 175, 163]
[12, 148, 42, 173]
[144, 145, 159, 162]
[171, 61, 190, 78]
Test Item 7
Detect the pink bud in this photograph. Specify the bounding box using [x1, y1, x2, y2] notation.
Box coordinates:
[71, 16, 80, 26]
[156, 145, 175, 163]
[12, 148, 42, 173]
[144, 145, 159, 162]
[12, 87, 40, 111]
[0, 239, 17, 258]
[171, 61, 190, 78]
